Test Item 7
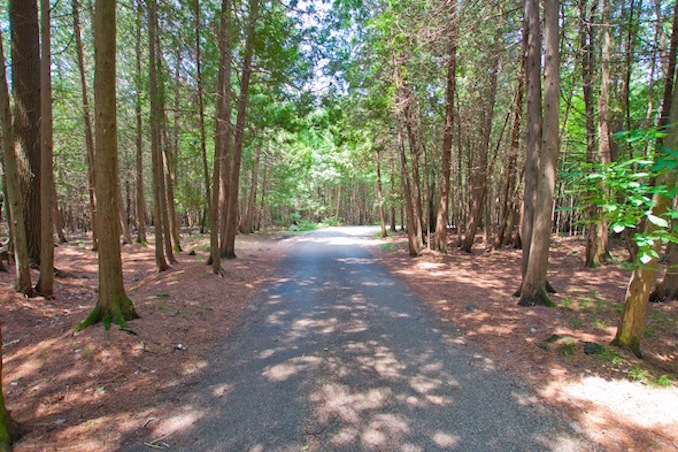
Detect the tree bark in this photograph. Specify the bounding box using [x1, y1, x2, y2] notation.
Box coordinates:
[519, 0, 559, 307]
[0, 29, 33, 297]
[134, 0, 147, 244]
[434, 0, 457, 253]
[37, 0, 55, 296]
[76, 0, 138, 331]
[194, 0, 211, 235]
[520, 0, 542, 280]
[147, 0, 169, 272]
[10, 0, 41, 264]
[73, 0, 98, 252]
[461, 43, 499, 253]
[495, 53, 525, 249]
[223, 0, 260, 259]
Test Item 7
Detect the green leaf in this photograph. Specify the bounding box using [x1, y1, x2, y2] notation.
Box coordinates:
[612, 224, 626, 233]
[647, 214, 669, 228]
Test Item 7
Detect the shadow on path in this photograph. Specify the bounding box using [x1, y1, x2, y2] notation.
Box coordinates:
[131, 227, 588, 451]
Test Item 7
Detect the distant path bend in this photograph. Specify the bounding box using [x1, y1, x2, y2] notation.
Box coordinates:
[151, 226, 589, 451]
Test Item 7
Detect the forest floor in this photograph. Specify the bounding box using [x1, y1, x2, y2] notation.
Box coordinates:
[371, 231, 678, 450]
[0, 231, 290, 450]
[1, 228, 677, 450]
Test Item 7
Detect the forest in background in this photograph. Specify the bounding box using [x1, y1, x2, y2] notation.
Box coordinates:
[0, 0, 677, 448]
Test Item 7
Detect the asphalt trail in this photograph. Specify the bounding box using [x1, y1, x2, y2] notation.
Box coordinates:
[142, 227, 589, 451]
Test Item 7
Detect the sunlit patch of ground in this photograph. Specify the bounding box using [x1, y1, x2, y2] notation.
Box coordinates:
[371, 231, 678, 450]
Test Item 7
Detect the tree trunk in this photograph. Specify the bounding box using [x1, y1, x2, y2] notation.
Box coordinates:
[223, 0, 260, 259]
[389, 151, 397, 232]
[117, 184, 132, 245]
[595, 0, 612, 256]
[376, 149, 387, 238]
[434, 0, 457, 252]
[495, 53, 525, 249]
[76, 0, 138, 331]
[651, 241, 678, 302]
[0, 29, 33, 297]
[520, 0, 542, 281]
[134, 0, 147, 245]
[73, 0, 98, 252]
[580, 0, 608, 268]
[194, 0, 211, 235]
[217, 0, 234, 259]
[37, 0, 55, 296]
[243, 152, 259, 233]
[461, 45, 499, 253]
[612, 58, 678, 357]
[519, 0, 559, 307]
[147, 0, 169, 272]
[404, 113, 424, 249]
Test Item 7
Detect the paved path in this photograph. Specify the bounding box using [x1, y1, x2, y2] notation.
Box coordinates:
[145, 227, 588, 451]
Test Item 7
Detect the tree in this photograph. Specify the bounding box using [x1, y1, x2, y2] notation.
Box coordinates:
[0, 29, 33, 297]
[76, 0, 139, 331]
[612, 57, 678, 359]
[148, 0, 170, 272]
[36, 0, 55, 296]
[134, 0, 147, 245]
[433, 0, 457, 253]
[72, 0, 98, 251]
[222, 0, 261, 259]
[518, 0, 560, 307]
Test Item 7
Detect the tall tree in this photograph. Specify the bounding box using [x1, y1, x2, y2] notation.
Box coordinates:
[194, 0, 211, 234]
[518, 0, 560, 307]
[148, 0, 170, 272]
[76, 0, 138, 330]
[37, 0, 55, 296]
[433, 0, 457, 253]
[134, 0, 147, 245]
[10, 0, 42, 264]
[0, 29, 33, 297]
[612, 72, 678, 358]
[222, 0, 261, 259]
[72, 0, 98, 251]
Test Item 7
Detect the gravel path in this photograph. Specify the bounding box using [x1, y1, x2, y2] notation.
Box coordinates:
[141, 227, 591, 451]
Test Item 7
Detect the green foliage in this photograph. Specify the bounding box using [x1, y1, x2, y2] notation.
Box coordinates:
[628, 365, 651, 384]
[563, 125, 678, 265]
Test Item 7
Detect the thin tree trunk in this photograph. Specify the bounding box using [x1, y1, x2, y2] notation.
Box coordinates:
[434, 0, 457, 252]
[0, 29, 33, 297]
[194, 0, 211, 235]
[243, 152, 259, 233]
[134, 0, 147, 244]
[76, 0, 138, 331]
[496, 54, 525, 249]
[461, 46, 499, 253]
[37, 0, 54, 296]
[389, 150, 397, 232]
[73, 0, 98, 251]
[596, 0, 612, 257]
[147, 0, 169, 272]
[223, 0, 260, 259]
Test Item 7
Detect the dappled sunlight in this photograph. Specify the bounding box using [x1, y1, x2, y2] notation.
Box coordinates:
[262, 356, 322, 382]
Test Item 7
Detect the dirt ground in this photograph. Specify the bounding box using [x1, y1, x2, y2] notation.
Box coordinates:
[0, 232, 288, 451]
[1, 229, 677, 450]
[370, 232, 678, 451]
